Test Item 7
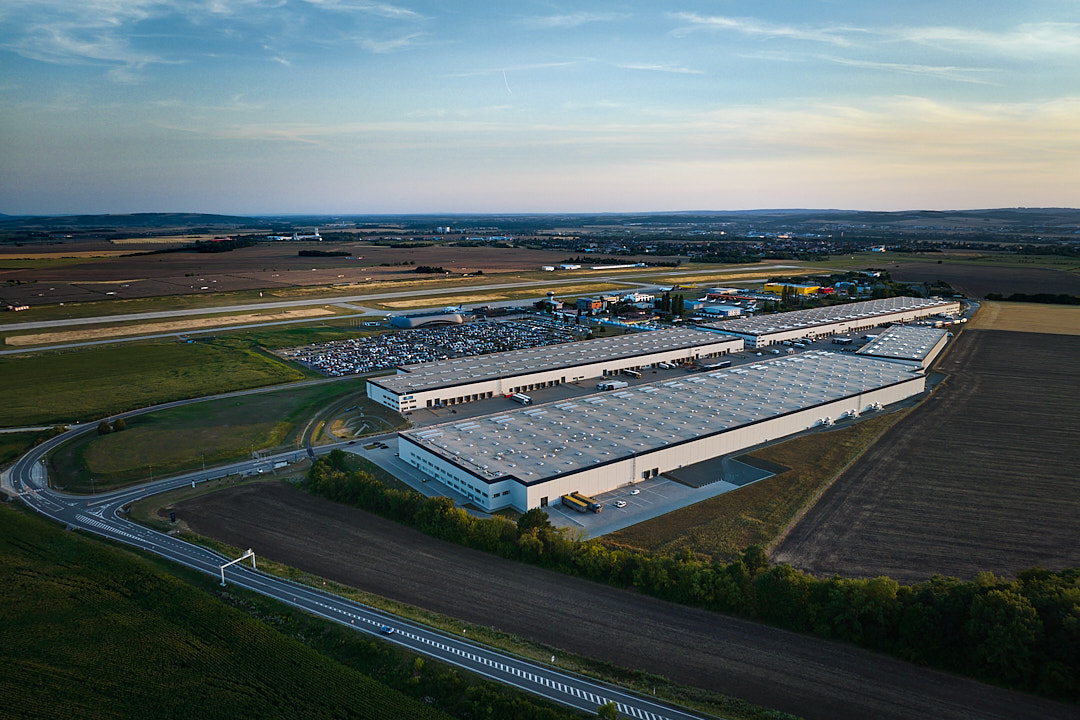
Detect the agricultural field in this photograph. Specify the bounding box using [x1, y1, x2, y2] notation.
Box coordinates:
[49, 378, 375, 492]
[171, 481, 1074, 720]
[773, 324, 1080, 583]
[886, 260, 1080, 298]
[0, 504, 454, 720]
[603, 410, 910, 562]
[967, 301, 1080, 335]
[0, 339, 306, 427]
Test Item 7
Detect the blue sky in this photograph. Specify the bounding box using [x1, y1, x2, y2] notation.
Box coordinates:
[1, 1, 1078, 214]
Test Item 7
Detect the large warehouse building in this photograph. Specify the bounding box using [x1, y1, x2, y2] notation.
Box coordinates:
[367, 328, 743, 413]
[398, 351, 927, 512]
[698, 296, 961, 348]
[857, 324, 950, 369]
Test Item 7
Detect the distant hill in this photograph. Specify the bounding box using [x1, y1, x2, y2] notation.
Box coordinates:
[1, 208, 1076, 235]
[0, 212, 266, 231]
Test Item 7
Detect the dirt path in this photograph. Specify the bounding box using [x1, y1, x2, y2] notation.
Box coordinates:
[773, 329, 1080, 583]
[175, 482, 1076, 720]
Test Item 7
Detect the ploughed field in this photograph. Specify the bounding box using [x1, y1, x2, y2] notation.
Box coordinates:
[773, 328, 1080, 583]
[886, 261, 1080, 298]
[174, 482, 1074, 720]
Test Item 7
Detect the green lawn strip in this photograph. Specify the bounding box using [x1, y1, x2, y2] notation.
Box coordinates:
[49, 379, 369, 493]
[0, 504, 456, 720]
[1, 307, 364, 347]
[1, 339, 307, 428]
[212, 320, 381, 348]
[603, 410, 911, 563]
[178, 526, 796, 720]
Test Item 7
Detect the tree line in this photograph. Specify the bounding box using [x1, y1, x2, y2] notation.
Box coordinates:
[307, 453, 1079, 702]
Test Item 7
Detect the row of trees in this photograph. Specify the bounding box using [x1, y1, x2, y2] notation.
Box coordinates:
[307, 453, 1079, 701]
[654, 292, 685, 316]
[985, 292, 1080, 305]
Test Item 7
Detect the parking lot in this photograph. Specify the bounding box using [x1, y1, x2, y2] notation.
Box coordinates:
[545, 457, 776, 538]
[278, 317, 588, 376]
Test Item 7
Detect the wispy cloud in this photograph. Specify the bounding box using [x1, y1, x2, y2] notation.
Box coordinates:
[670, 13, 861, 47]
[616, 62, 704, 75]
[300, 0, 427, 21]
[355, 32, 426, 53]
[519, 12, 628, 30]
[819, 56, 996, 85]
[895, 22, 1080, 58]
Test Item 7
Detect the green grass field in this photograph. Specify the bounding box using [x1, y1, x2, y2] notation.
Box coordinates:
[0, 430, 59, 468]
[1, 339, 307, 427]
[214, 320, 377, 348]
[604, 410, 910, 562]
[0, 504, 454, 720]
[50, 379, 372, 492]
[805, 251, 1080, 272]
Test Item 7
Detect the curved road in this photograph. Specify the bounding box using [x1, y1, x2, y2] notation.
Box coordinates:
[7, 424, 710, 720]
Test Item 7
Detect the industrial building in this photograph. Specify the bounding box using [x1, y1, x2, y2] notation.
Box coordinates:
[698, 296, 961, 348]
[367, 328, 744, 413]
[398, 351, 926, 512]
[857, 324, 950, 368]
[763, 282, 820, 296]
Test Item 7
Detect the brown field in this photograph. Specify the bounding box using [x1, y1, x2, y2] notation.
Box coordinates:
[969, 301, 1080, 335]
[885, 261, 1080, 297]
[773, 328, 1080, 583]
[4, 307, 335, 345]
[172, 482, 1073, 720]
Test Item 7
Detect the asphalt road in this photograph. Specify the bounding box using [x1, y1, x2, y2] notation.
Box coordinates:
[7, 425, 711, 720]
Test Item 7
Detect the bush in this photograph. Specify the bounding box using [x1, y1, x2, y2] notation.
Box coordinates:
[97, 420, 112, 436]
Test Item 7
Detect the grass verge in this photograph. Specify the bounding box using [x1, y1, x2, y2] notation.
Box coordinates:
[49, 379, 374, 493]
[1, 338, 307, 427]
[603, 409, 911, 562]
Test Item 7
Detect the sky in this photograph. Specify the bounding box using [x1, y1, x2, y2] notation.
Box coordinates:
[1, 1, 1078, 215]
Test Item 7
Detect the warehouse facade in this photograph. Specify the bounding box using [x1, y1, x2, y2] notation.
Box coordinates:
[367, 328, 744, 413]
[398, 351, 926, 512]
[698, 296, 961, 348]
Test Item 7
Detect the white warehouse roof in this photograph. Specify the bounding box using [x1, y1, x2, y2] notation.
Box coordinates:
[372, 327, 741, 395]
[699, 297, 955, 337]
[401, 351, 919, 484]
[858, 324, 949, 361]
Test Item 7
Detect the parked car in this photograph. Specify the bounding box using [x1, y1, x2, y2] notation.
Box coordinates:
[629, 489, 640, 495]
[613, 500, 627, 508]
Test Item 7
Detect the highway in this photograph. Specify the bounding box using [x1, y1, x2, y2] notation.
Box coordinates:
[7, 422, 712, 720]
